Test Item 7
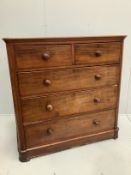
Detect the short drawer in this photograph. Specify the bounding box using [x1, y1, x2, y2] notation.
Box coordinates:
[75, 42, 121, 65]
[15, 44, 72, 69]
[25, 110, 116, 148]
[22, 85, 118, 124]
[18, 65, 119, 97]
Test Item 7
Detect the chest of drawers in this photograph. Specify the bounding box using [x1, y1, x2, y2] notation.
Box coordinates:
[4, 36, 125, 162]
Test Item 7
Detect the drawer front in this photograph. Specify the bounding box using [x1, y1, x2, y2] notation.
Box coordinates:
[15, 44, 72, 69]
[25, 110, 116, 147]
[75, 42, 121, 65]
[18, 65, 119, 97]
[22, 86, 118, 124]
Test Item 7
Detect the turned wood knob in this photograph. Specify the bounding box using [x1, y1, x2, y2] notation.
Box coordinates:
[46, 104, 53, 111]
[47, 128, 54, 135]
[95, 50, 102, 57]
[93, 119, 100, 125]
[43, 79, 51, 86]
[42, 53, 50, 60]
[94, 97, 101, 103]
[95, 74, 102, 80]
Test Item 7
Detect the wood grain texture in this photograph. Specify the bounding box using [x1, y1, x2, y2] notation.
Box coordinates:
[21, 85, 118, 124]
[3, 36, 125, 161]
[18, 65, 119, 97]
[5, 44, 26, 151]
[75, 42, 121, 65]
[25, 110, 116, 148]
[15, 44, 72, 69]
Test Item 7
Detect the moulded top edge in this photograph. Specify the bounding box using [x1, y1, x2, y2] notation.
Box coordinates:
[3, 35, 127, 44]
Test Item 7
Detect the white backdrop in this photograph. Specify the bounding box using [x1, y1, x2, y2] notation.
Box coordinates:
[0, 0, 131, 114]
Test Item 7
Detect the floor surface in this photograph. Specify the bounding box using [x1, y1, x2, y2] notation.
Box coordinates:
[0, 114, 131, 175]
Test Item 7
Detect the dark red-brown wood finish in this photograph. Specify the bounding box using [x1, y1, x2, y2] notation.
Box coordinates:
[3, 36, 126, 162]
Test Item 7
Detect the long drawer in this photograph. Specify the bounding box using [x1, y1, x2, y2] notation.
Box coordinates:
[22, 85, 118, 124]
[15, 44, 72, 69]
[18, 65, 119, 97]
[25, 110, 116, 148]
[75, 42, 121, 65]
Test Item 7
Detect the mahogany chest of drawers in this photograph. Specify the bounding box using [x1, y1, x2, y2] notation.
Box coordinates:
[4, 36, 125, 162]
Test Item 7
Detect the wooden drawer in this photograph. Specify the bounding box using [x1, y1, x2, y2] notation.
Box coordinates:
[15, 44, 72, 69]
[18, 65, 119, 97]
[22, 86, 118, 124]
[75, 42, 121, 65]
[25, 110, 116, 148]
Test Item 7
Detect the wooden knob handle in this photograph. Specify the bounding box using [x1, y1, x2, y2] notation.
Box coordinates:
[47, 128, 54, 135]
[46, 104, 53, 111]
[95, 74, 101, 80]
[42, 53, 50, 60]
[94, 97, 101, 103]
[43, 79, 51, 86]
[95, 50, 102, 57]
[93, 120, 100, 125]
